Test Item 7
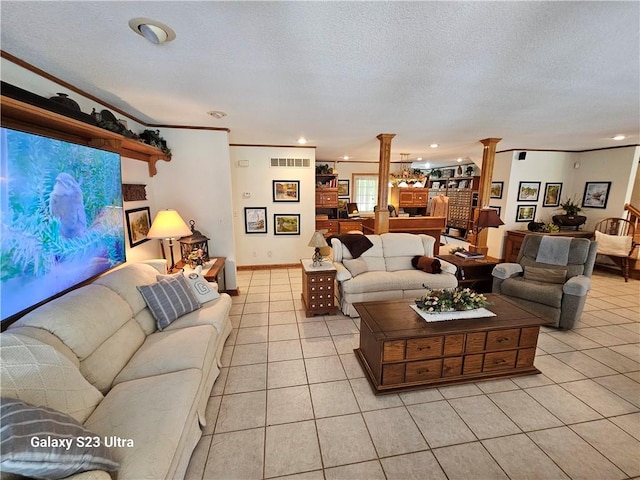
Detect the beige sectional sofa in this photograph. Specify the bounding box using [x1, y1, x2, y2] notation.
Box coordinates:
[331, 233, 458, 317]
[0, 260, 232, 480]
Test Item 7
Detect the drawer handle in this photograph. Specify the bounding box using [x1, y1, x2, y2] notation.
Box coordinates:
[418, 346, 430, 350]
[497, 337, 510, 343]
[494, 359, 507, 365]
[417, 369, 430, 374]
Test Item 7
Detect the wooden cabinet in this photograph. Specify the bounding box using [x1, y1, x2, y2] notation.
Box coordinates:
[427, 175, 480, 237]
[503, 230, 594, 263]
[338, 219, 363, 233]
[390, 187, 428, 215]
[315, 220, 339, 236]
[315, 188, 338, 207]
[301, 259, 337, 317]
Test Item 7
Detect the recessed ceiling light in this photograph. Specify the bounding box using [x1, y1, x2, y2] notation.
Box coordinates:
[129, 18, 176, 44]
[417, 157, 423, 161]
[207, 111, 227, 119]
[425, 162, 431, 169]
[430, 143, 439, 148]
[342, 155, 350, 160]
[297, 137, 307, 145]
[457, 158, 463, 162]
[612, 134, 625, 141]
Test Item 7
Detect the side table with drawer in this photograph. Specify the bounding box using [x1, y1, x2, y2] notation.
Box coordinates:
[301, 259, 337, 317]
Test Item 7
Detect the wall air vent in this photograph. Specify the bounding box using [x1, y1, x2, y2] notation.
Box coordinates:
[270, 158, 311, 168]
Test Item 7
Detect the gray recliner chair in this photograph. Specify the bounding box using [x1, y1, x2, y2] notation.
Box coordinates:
[492, 235, 598, 329]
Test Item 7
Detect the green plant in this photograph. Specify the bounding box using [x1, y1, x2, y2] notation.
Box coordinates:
[449, 246, 466, 254]
[430, 168, 442, 178]
[540, 223, 560, 233]
[416, 288, 490, 313]
[560, 196, 582, 216]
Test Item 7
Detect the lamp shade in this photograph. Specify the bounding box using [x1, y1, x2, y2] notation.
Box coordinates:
[308, 231, 327, 248]
[476, 208, 504, 229]
[147, 210, 192, 239]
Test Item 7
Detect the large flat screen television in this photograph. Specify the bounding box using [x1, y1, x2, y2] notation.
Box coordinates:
[1, 126, 125, 324]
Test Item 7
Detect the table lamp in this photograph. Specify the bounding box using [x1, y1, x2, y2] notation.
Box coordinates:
[308, 231, 327, 267]
[469, 207, 504, 256]
[147, 209, 192, 272]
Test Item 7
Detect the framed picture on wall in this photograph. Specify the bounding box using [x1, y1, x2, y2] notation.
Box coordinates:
[272, 180, 300, 202]
[517, 181, 541, 202]
[490, 182, 503, 199]
[125, 207, 151, 247]
[274, 214, 300, 235]
[244, 207, 267, 234]
[337, 179, 350, 197]
[543, 182, 563, 207]
[582, 181, 611, 209]
[516, 205, 537, 222]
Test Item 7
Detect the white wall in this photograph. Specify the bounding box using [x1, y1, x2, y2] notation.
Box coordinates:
[230, 146, 316, 266]
[488, 148, 639, 259]
[152, 129, 237, 288]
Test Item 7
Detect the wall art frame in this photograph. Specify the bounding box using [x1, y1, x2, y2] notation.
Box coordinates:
[244, 207, 268, 234]
[543, 182, 563, 207]
[337, 179, 350, 197]
[517, 181, 541, 202]
[125, 207, 151, 247]
[582, 181, 611, 209]
[272, 180, 300, 202]
[274, 214, 301, 235]
[516, 204, 537, 222]
[490, 181, 503, 199]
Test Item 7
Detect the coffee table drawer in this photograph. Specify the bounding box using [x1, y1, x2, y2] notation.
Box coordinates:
[463, 354, 484, 374]
[383, 341, 405, 362]
[443, 357, 463, 377]
[444, 334, 464, 355]
[483, 351, 517, 371]
[406, 337, 443, 360]
[405, 359, 443, 382]
[486, 329, 520, 350]
[519, 327, 540, 347]
[382, 364, 405, 385]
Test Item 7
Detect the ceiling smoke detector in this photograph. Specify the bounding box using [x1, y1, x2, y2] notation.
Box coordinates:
[207, 111, 227, 119]
[129, 18, 176, 44]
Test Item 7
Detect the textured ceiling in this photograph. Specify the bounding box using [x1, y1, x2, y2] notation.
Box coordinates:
[1, 1, 639, 167]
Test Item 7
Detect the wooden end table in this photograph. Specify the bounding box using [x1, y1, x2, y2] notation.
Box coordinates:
[301, 259, 337, 317]
[176, 257, 226, 292]
[437, 254, 499, 293]
[354, 295, 552, 394]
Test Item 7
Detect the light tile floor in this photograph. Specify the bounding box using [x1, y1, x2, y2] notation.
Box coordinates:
[186, 267, 639, 480]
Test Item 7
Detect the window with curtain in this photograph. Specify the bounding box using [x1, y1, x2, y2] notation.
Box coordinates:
[352, 174, 379, 213]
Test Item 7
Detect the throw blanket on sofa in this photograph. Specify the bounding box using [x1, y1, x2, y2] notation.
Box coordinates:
[327, 234, 373, 258]
[411, 256, 442, 274]
[536, 236, 572, 266]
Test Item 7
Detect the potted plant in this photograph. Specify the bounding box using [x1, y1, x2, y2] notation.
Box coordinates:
[552, 196, 587, 230]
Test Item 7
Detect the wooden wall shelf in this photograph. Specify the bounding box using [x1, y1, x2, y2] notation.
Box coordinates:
[0, 95, 170, 177]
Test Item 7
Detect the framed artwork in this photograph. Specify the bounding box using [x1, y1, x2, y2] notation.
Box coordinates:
[517, 181, 541, 202]
[516, 205, 537, 222]
[274, 214, 300, 235]
[490, 182, 503, 199]
[272, 180, 300, 202]
[125, 207, 151, 247]
[244, 207, 267, 234]
[582, 181, 611, 209]
[338, 198, 349, 210]
[337, 179, 350, 197]
[489, 205, 502, 218]
[543, 182, 563, 207]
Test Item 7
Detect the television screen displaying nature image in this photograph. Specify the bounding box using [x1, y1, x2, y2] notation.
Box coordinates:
[1, 127, 125, 323]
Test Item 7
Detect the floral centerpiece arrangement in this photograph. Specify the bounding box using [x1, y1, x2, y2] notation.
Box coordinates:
[416, 287, 490, 313]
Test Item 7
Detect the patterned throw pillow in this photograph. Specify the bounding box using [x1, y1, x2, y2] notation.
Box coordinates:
[137, 274, 200, 330]
[0, 397, 119, 479]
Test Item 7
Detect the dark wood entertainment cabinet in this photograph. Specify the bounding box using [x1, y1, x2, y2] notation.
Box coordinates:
[354, 295, 552, 394]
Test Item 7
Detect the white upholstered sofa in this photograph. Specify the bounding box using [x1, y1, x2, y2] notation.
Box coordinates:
[0, 260, 232, 480]
[331, 233, 458, 317]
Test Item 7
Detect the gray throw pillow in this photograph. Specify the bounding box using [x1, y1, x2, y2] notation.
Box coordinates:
[137, 274, 200, 330]
[0, 397, 119, 479]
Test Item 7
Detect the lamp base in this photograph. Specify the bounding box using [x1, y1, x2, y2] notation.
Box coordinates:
[311, 248, 324, 267]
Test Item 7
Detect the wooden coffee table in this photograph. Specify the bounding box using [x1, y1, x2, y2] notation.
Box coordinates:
[354, 295, 553, 394]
